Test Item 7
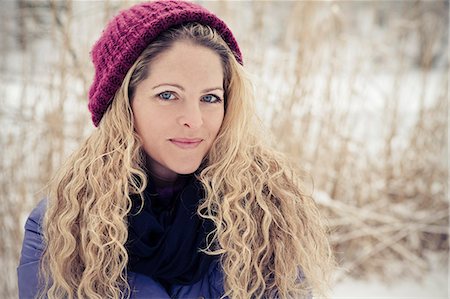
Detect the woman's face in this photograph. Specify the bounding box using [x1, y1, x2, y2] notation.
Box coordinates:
[131, 41, 225, 180]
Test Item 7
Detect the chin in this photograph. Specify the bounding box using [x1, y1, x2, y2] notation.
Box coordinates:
[173, 163, 202, 175]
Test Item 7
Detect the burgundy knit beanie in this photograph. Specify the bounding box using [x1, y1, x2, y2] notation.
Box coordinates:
[88, 0, 243, 127]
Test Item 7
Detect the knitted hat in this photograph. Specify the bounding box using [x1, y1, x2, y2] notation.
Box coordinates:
[88, 0, 243, 127]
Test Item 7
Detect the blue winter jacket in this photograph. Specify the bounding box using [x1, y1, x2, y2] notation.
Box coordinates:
[17, 199, 226, 299]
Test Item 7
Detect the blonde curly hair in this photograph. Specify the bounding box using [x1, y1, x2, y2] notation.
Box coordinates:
[40, 23, 334, 299]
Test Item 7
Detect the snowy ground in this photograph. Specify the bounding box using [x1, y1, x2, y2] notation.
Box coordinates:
[332, 276, 448, 299]
[331, 262, 448, 299]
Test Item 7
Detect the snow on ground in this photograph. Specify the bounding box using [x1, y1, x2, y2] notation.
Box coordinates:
[331, 273, 448, 299]
[330, 256, 448, 299]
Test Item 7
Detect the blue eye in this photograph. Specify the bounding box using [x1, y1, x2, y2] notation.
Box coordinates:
[158, 91, 176, 101]
[202, 94, 222, 103]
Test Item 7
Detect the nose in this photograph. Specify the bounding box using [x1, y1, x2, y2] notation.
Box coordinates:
[178, 101, 203, 129]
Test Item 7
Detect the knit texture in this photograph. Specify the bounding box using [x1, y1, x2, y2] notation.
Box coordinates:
[88, 0, 243, 127]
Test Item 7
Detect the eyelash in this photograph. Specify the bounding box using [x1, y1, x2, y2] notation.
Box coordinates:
[157, 91, 223, 103]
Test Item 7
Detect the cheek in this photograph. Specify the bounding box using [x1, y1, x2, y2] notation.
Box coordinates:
[136, 117, 159, 141]
[133, 112, 147, 138]
[210, 110, 225, 136]
[133, 107, 157, 142]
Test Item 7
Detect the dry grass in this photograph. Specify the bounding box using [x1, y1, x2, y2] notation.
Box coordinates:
[241, 1, 448, 281]
[1, 0, 448, 297]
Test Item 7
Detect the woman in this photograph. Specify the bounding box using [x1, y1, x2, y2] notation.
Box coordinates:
[17, 1, 334, 298]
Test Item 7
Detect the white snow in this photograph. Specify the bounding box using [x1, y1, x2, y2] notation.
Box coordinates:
[330, 250, 449, 299]
[331, 271, 448, 299]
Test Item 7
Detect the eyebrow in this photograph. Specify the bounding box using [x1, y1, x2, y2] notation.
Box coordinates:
[152, 83, 224, 93]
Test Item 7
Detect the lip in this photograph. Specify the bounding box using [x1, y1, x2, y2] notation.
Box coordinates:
[169, 138, 203, 149]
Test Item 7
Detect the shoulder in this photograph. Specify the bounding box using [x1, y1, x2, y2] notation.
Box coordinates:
[24, 198, 47, 233]
[19, 199, 47, 265]
[17, 199, 47, 299]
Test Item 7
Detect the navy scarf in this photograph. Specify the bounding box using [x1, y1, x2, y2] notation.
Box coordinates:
[126, 176, 216, 286]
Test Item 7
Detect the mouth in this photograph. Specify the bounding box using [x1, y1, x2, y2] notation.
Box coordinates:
[169, 138, 203, 149]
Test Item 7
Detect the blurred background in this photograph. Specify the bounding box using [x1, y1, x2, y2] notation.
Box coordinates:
[1, 0, 448, 298]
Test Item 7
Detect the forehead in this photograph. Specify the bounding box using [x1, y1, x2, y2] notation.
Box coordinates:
[145, 41, 224, 88]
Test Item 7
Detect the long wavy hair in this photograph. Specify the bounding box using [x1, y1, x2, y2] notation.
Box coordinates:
[40, 23, 334, 299]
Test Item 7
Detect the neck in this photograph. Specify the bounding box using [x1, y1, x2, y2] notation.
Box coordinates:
[150, 171, 178, 188]
[145, 156, 178, 184]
